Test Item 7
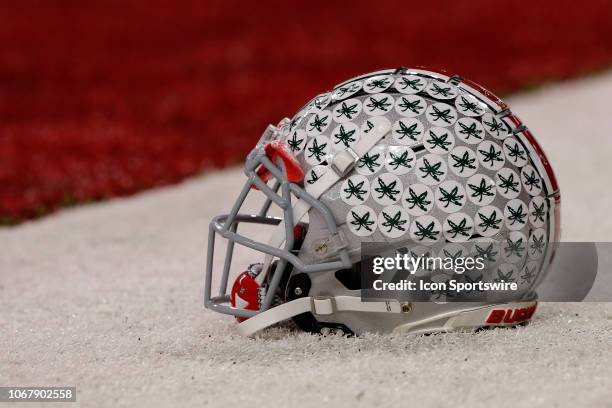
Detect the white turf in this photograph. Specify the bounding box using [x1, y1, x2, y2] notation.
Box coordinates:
[2, 73, 612, 407]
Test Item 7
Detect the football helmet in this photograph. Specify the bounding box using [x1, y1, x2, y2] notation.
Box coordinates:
[204, 67, 560, 336]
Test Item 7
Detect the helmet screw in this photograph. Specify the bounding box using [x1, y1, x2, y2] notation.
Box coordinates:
[294, 287, 303, 296]
[401, 302, 413, 314]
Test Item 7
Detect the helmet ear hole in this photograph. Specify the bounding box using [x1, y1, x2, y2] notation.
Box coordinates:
[285, 272, 311, 302]
[286, 273, 317, 332]
[334, 262, 362, 290]
[268, 260, 292, 300]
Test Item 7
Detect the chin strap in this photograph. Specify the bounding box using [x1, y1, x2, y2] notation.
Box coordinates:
[238, 296, 402, 337]
[260, 117, 392, 277]
[238, 298, 538, 337]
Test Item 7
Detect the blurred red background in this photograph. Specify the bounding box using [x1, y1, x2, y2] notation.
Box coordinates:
[1, 0, 612, 223]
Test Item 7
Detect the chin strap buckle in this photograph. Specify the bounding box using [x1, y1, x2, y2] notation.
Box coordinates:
[311, 296, 336, 316]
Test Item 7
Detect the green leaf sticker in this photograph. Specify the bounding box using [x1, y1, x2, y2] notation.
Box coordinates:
[443, 212, 474, 242]
[402, 184, 433, 216]
[425, 127, 455, 154]
[502, 139, 528, 167]
[494, 264, 517, 283]
[392, 118, 423, 145]
[528, 196, 547, 228]
[333, 98, 362, 123]
[477, 140, 505, 170]
[356, 146, 385, 175]
[473, 240, 499, 263]
[365, 94, 394, 115]
[435, 181, 466, 212]
[306, 110, 331, 136]
[521, 165, 542, 196]
[475, 206, 503, 237]
[448, 146, 478, 178]
[385, 146, 415, 175]
[528, 229, 547, 259]
[503, 232, 527, 262]
[373, 173, 403, 205]
[417, 154, 447, 185]
[442, 243, 466, 262]
[520, 262, 537, 284]
[504, 199, 528, 230]
[332, 81, 362, 100]
[288, 116, 302, 133]
[304, 135, 330, 166]
[482, 113, 509, 139]
[395, 75, 427, 94]
[306, 169, 321, 184]
[331, 123, 359, 150]
[467, 174, 496, 205]
[426, 82, 458, 99]
[311, 93, 331, 110]
[378, 205, 410, 238]
[304, 165, 328, 188]
[340, 175, 370, 205]
[364, 75, 393, 93]
[426, 103, 457, 126]
[286, 129, 306, 154]
[346, 205, 377, 236]
[495, 168, 521, 199]
[454, 117, 484, 144]
[410, 215, 441, 242]
[455, 95, 483, 116]
[395, 95, 426, 117]
[362, 120, 375, 134]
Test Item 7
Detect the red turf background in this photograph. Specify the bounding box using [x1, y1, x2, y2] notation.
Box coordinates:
[1, 0, 612, 222]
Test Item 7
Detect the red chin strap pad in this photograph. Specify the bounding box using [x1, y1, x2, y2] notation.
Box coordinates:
[255, 141, 304, 185]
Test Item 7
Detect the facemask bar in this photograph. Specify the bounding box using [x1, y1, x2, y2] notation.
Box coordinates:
[204, 138, 352, 319]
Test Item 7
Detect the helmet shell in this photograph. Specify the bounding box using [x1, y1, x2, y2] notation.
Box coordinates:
[281, 68, 559, 303]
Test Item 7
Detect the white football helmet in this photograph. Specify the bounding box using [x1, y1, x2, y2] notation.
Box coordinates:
[204, 67, 560, 336]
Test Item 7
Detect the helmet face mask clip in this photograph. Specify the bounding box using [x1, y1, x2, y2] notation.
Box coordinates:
[205, 67, 564, 336]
